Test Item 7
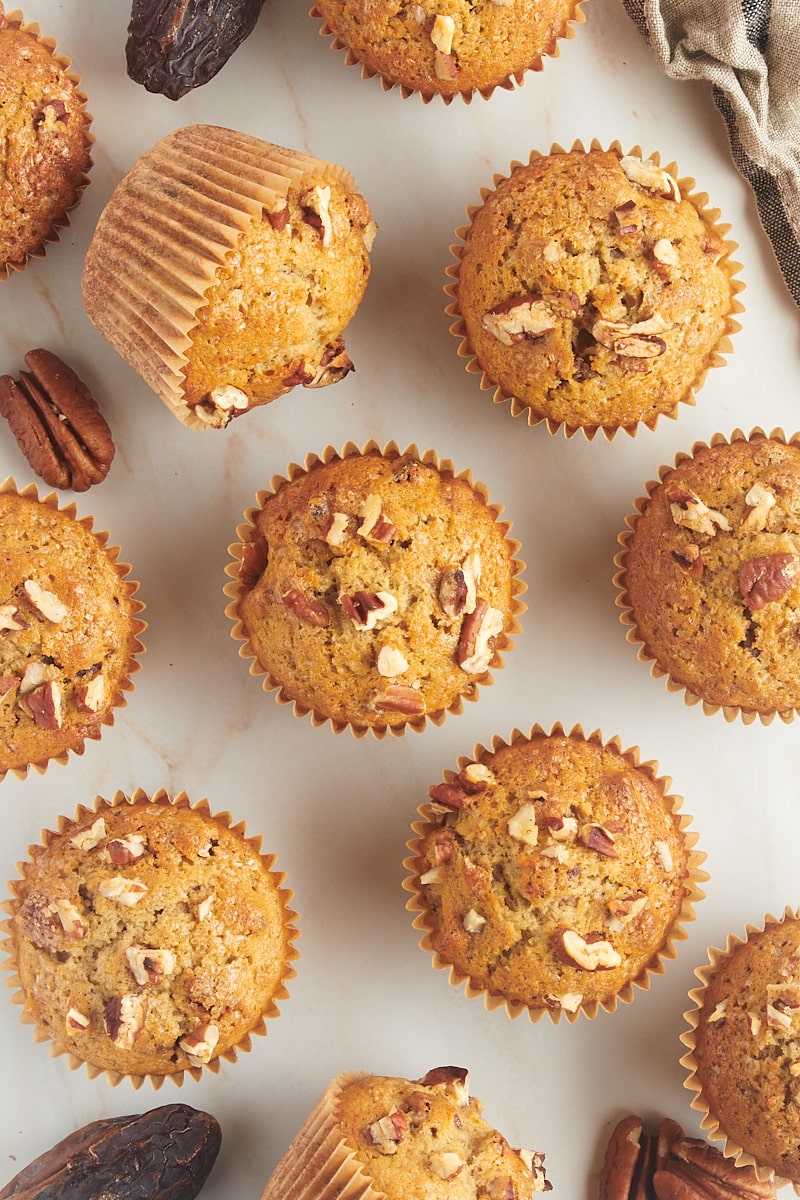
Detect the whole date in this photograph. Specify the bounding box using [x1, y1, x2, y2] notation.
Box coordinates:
[126, 0, 266, 100]
[0, 1104, 221, 1200]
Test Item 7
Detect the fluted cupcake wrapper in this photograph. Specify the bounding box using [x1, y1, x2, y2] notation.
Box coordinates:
[0, 787, 300, 1090]
[403, 721, 707, 1023]
[223, 439, 526, 740]
[81, 125, 357, 430]
[445, 138, 744, 441]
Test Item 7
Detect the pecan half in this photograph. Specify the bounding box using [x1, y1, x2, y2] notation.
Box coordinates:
[373, 684, 425, 715]
[739, 553, 800, 612]
[0, 350, 114, 491]
[457, 599, 504, 674]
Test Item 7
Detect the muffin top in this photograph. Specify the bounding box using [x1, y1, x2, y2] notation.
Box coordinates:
[0, 9, 92, 271]
[692, 915, 800, 1184]
[8, 795, 294, 1079]
[335, 1067, 549, 1197]
[234, 449, 520, 732]
[412, 730, 695, 1015]
[454, 147, 736, 435]
[313, 0, 581, 101]
[0, 489, 141, 775]
[620, 435, 800, 716]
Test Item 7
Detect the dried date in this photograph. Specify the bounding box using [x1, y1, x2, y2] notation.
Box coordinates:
[126, 0, 267, 100]
[0, 1103, 221, 1200]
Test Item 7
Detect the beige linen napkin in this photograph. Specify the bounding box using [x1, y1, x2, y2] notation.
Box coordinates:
[624, 0, 800, 310]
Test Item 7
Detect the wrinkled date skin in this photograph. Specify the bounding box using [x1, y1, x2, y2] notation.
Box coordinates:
[0, 1104, 222, 1200]
[126, 0, 266, 99]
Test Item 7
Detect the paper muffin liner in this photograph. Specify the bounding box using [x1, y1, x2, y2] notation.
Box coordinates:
[614, 426, 800, 725]
[0, 9, 94, 280]
[0, 787, 300, 1090]
[680, 908, 800, 1194]
[445, 138, 744, 441]
[260, 1071, 381, 1200]
[309, 1, 587, 105]
[403, 721, 707, 1023]
[0, 477, 146, 782]
[223, 439, 526, 740]
[81, 125, 359, 430]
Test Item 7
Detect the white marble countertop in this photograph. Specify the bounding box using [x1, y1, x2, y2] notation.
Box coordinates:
[3, 1, 800, 1196]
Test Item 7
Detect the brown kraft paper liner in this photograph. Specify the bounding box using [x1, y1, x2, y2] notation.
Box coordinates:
[680, 908, 800, 1195]
[0, 787, 300, 1090]
[309, 0, 587, 105]
[403, 721, 707, 1023]
[0, 477, 146, 783]
[444, 138, 744, 441]
[0, 8, 94, 279]
[81, 125, 356, 430]
[223, 439, 527, 740]
[614, 426, 800, 726]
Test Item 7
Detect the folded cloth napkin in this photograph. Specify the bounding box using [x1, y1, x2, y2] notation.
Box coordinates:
[623, 0, 800, 312]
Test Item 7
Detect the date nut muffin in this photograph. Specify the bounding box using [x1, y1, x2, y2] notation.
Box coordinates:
[405, 723, 705, 1021]
[447, 141, 742, 438]
[615, 429, 800, 723]
[82, 125, 375, 430]
[225, 441, 525, 736]
[2, 789, 299, 1085]
[260, 1067, 550, 1199]
[681, 908, 800, 1193]
[0, 5, 93, 277]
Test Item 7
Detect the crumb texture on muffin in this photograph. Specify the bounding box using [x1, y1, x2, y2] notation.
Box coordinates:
[8, 795, 293, 1078]
[455, 147, 737, 434]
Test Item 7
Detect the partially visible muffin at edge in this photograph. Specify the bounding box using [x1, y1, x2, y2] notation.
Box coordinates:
[449, 143, 741, 438]
[0, 5, 93, 277]
[226, 444, 525, 735]
[81, 125, 375, 430]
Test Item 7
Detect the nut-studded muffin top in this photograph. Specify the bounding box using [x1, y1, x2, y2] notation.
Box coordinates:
[234, 449, 521, 732]
[0, 12, 92, 270]
[454, 147, 737, 435]
[411, 730, 697, 1016]
[313, 0, 581, 101]
[620, 435, 800, 716]
[692, 916, 800, 1185]
[335, 1067, 549, 1197]
[8, 795, 294, 1079]
[0, 488, 140, 776]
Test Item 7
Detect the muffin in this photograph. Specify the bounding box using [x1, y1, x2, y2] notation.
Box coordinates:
[681, 908, 800, 1192]
[2, 788, 299, 1085]
[224, 441, 525, 737]
[260, 1067, 550, 1199]
[0, 479, 144, 781]
[0, 5, 93, 278]
[447, 141, 742, 439]
[615, 429, 800, 723]
[404, 724, 705, 1021]
[81, 125, 376, 430]
[311, 0, 585, 104]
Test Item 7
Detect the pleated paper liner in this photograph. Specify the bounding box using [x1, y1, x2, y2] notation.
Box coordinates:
[0, 477, 145, 782]
[614, 427, 800, 725]
[309, 0, 587, 104]
[680, 908, 800, 1195]
[403, 721, 707, 1023]
[1, 788, 299, 1090]
[0, 8, 94, 279]
[81, 125, 360, 430]
[445, 138, 744, 441]
[223, 439, 526, 740]
[259, 1071, 380, 1200]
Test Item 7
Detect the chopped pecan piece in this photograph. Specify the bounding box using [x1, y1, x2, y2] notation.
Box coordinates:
[22, 579, 68, 623]
[457, 598, 504, 673]
[106, 833, 146, 866]
[739, 553, 800, 612]
[665, 481, 730, 535]
[741, 482, 777, 532]
[373, 683, 425, 715]
[103, 993, 148, 1048]
[367, 1107, 408, 1154]
[340, 589, 397, 629]
[23, 679, 63, 729]
[579, 823, 619, 858]
[555, 928, 622, 971]
[358, 494, 397, 542]
[619, 155, 681, 200]
[282, 587, 330, 627]
[671, 543, 704, 578]
[240, 535, 267, 585]
[179, 1022, 220, 1065]
[301, 185, 333, 246]
[614, 199, 641, 235]
[419, 1065, 470, 1103]
[126, 945, 177, 986]
[481, 295, 558, 345]
[306, 340, 353, 389]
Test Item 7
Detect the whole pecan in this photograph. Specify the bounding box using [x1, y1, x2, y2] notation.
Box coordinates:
[0, 350, 114, 491]
[0, 1104, 221, 1200]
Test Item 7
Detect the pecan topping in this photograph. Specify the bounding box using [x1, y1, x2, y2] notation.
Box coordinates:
[267, 202, 290, 231]
[665, 481, 730, 535]
[419, 1065, 470, 1103]
[481, 295, 559, 345]
[306, 340, 354, 389]
[0, 350, 114, 491]
[106, 833, 146, 866]
[240, 535, 267, 585]
[439, 552, 480, 618]
[619, 155, 681, 200]
[103, 993, 148, 1048]
[282, 587, 330, 627]
[373, 683, 425, 715]
[579, 823, 619, 858]
[367, 1107, 408, 1154]
[23, 679, 63, 729]
[739, 553, 800, 612]
[741, 482, 777, 532]
[179, 1022, 219, 1065]
[671, 543, 704, 578]
[340, 589, 397, 629]
[614, 200, 641, 235]
[126, 945, 177, 986]
[555, 929, 622, 971]
[428, 763, 493, 811]
[457, 598, 504, 673]
[358, 494, 397, 542]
